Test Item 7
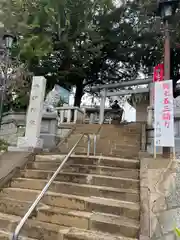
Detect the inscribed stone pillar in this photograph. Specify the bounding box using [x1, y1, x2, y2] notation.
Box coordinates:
[17, 76, 46, 149]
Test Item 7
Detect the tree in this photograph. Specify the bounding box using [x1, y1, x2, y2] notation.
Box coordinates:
[1, 0, 114, 106]
[136, 0, 180, 98]
[0, 0, 170, 107]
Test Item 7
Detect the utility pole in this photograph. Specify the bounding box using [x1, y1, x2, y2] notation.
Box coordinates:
[157, 0, 179, 158]
[163, 20, 171, 157]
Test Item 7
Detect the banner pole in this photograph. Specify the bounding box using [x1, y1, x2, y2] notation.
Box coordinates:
[154, 143, 156, 159]
[173, 147, 176, 160]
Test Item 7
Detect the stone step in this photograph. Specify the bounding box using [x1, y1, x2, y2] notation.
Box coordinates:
[1, 188, 139, 217]
[65, 138, 90, 147]
[75, 124, 100, 128]
[64, 228, 137, 240]
[35, 155, 140, 169]
[10, 178, 139, 202]
[93, 127, 140, 133]
[0, 230, 36, 240]
[37, 206, 139, 237]
[98, 136, 140, 142]
[74, 129, 100, 134]
[97, 136, 140, 143]
[96, 139, 140, 147]
[1, 188, 88, 211]
[59, 148, 88, 154]
[28, 162, 139, 179]
[0, 212, 68, 240]
[20, 170, 139, 189]
[89, 213, 139, 238]
[74, 147, 87, 153]
[68, 133, 82, 138]
[111, 150, 139, 159]
[76, 143, 94, 148]
[59, 145, 71, 151]
[0, 197, 45, 217]
[0, 212, 138, 240]
[100, 124, 141, 132]
[112, 144, 140, 151]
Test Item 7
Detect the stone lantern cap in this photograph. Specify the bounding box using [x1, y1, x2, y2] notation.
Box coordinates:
[127, 92, 149, 109]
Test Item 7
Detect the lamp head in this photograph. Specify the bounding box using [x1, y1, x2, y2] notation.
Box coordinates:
[157, 0, 179, 20]
[3, 33, 15, 49]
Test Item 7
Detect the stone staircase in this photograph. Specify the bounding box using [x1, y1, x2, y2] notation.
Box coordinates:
[58, 124, 101, 154]
[96, 124, 142, 159]
[0, 154, 140, 240]
[58, 123, 142, 159]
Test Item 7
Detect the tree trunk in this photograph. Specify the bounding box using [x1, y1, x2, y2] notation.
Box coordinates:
[74, 83, 83, 107]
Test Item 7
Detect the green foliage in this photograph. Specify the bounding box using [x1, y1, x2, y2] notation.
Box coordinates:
[3, 64, 32, 112]
[175, 227, 180, 237]
[0, 139, 8, 152]
[0, 0, 173, 107]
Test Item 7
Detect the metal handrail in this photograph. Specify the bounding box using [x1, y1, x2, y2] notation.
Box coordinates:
[12, 133, 92, 240]
[93, 134, 97, 156]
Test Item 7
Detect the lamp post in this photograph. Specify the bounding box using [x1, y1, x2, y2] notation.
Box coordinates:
[0, 33, 15, 129]
[157, 0, 179, 157]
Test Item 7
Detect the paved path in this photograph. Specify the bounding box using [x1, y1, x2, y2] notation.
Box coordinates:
[0, 152, 30, 180]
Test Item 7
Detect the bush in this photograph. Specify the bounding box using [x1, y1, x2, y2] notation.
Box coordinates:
[0, 139, 8, 152]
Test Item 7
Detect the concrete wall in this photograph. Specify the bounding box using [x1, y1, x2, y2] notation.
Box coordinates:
[140, 157, 180, 240]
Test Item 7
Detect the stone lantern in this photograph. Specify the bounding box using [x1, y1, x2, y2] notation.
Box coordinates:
[127, 91, 150, 122]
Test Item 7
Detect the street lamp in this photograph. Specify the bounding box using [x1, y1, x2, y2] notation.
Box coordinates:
[157, 0, 179, 20]
[157, 0, 179, 157]
[0, 33, 15, 129]
[3, 34, 15, 49]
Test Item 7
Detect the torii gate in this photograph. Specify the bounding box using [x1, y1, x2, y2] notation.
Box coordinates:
[91, 77, 152, 124]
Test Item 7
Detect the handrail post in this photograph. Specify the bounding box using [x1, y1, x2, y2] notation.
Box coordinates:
[94, 134, 97, 156]
[87, 134, 90, 157]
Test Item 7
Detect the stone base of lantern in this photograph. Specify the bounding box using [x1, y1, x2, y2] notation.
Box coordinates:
[8, 137, 43, 152]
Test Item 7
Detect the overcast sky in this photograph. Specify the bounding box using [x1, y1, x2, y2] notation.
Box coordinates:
[69, 89, 136, 121]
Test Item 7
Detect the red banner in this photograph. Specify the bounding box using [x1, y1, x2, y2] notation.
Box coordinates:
[151, 63, 164, 106]
[153, 63, 164, 82]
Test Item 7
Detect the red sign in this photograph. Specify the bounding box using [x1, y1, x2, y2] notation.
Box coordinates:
[153, 63, 164, 82]
[151, 63, 164, 105]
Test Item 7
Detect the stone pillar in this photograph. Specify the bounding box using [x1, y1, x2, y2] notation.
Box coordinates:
[136, 102, 149, 122]
[60, 110, 65, 123]
[74, 109, 78, 123]
[67, 109, 71, 123]
[89, 113, 95, 124]
[147, 106, 154, 128]
[9, 76, 46, 151]
[99, 89, 107, 124]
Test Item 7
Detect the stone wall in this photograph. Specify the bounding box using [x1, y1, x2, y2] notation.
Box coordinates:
[0, 112, 72, 149]
[0, 124, 25, 146]
[0, 112, 26, 146]
[140, 157, 180, 240]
